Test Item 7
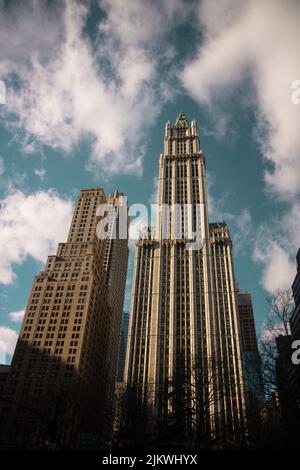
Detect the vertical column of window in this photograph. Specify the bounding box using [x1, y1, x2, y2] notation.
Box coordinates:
[224, 241, 236, 419]
[194, 159, 201, 234]
[164, 163, 169, 205]
[219, 244, 232, 405]
[144, 247, 153, 388]
[185, 250, 190, 376]
[195, 253, 204, 372]
[178, 165, 184, 236]
[179, 245, 183, 369]
[218, 243, 227, 355]
[192, 162, 196, 234]
[161, 243, 171, 407]
[224, 243, 240, 410]
[216, 244, 223, 362]
[211, 241, 220, 363]
[131, 248, 142, 383]
[222, 252, 231, 346]
[225, 247, 237, 338]
[69, 198, 81, 242]
[137, 247, 148, 382]
[177, 245, 186, 372]
[222, 240, 236, 404]
[166, 245, 171, 376]
[199, 254, 206, 353]
[183, 163, 188, 236]
[159, 245, 167, 408]
[168, 163, 173, 234]
[175, 245, 180, 370]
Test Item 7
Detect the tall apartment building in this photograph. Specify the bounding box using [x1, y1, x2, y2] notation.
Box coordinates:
[0, 188, 128, 449]
[125, 113, 247, 445]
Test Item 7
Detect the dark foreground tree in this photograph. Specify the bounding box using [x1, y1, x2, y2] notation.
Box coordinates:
[113, 383, 154, 449]
[257, 289, 300, 448]
[114, 356, 249, 450]
[114, 291, 300, 450]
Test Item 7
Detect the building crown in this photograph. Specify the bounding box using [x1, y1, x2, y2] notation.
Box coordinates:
[175, 111, 188, 128]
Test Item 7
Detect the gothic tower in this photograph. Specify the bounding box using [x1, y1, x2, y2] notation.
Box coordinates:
[125, 113, 247, 444]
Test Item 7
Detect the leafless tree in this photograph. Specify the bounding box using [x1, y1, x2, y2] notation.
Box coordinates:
[113, 289, 297, 452]
[256, 289, 299, 448]
[115, 356, 249, 450]
[258, 288, 294, 399]
[112, 383, 153, 449]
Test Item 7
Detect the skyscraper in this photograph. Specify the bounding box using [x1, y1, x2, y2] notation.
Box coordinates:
[0, 188, 128, 449]
[125, 113, 247, 445]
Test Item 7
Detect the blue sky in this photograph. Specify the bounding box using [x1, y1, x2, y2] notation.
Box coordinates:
[0, 0, 299, 363]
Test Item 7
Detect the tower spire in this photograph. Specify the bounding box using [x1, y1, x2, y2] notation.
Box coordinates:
[175, 111, 188, 128]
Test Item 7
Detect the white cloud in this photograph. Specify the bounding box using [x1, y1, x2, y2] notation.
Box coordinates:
[207, 185, 230, 222]
[1, 0, 188, 177]
[34, 168, 46, 180]
[252, 201, 300, 293]
[0, 0, 63, 75]
[180, 0, 300, 293]
[181, 0, 300, 201]
[128, 205, 149, 244]
[207, 174, 253, 252]
[0, 189, 73, 284]
[0, 156, 4, 176]
[0, 326, 18, 360]
[9, 309, 25, 323]
[253, 241, 295, 293]
[232, 208, 253, 252]
[99, 0, 188, 47]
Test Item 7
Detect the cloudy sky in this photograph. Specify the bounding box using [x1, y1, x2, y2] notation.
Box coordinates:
[0, 0, 299, 363]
